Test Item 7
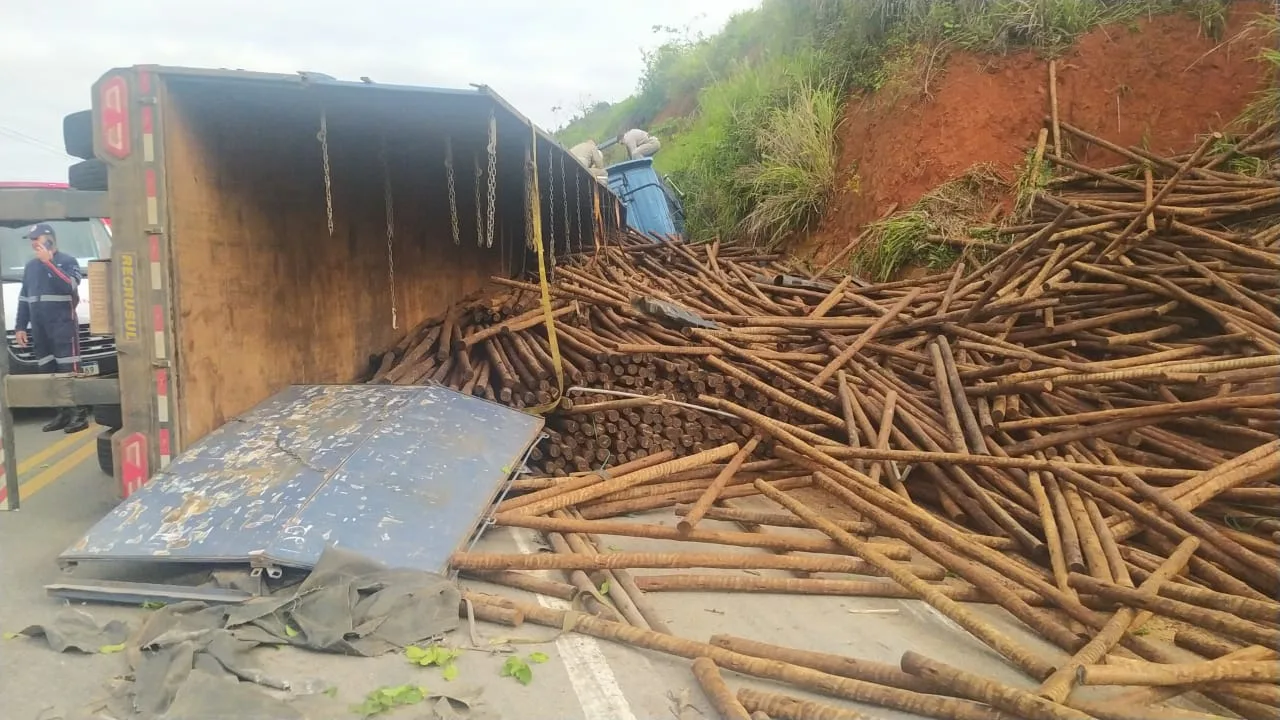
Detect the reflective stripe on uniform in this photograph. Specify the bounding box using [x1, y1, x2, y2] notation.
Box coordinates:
[54, 355, 80, 364]
[36, 295, 73, 302]
[17, 295, 30, 303]
[37, 354, 56, 365]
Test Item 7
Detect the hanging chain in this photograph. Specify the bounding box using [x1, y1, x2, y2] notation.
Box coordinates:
[445, 136, 460, 245]
[380, 136, 399, 330]
[547, 146, 556, 268]
[524, 146, 534, 250]
[560, 153, 569, 256]
[474, 153, 484, 246]
[485, 110, 497, 248]
[575, 167, 583, 253]
[317, 110, 334, 236]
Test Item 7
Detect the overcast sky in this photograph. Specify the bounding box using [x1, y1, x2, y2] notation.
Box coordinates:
[1, 0, 759, 182]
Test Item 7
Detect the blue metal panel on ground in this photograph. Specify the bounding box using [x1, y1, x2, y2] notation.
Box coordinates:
[60, 384, 543, 575]
[606, 158, 680, 239]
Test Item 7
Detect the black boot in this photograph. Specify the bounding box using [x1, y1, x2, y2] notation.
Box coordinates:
[64, 406, 90, 434]
[42, 409, 71, 432]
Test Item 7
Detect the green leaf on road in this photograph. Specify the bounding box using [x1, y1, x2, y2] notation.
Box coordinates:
[528, 651, 549, 664]
[99, 643, 126, 654]
[284, 624, 300, 638]
[501, 656, 534, 685]
[442, 662, 459, 682]
[405, 645, 429, 662]
[405, 644, 461, 670]
[352, 684, 427, 717]
[599, 580, 611, 595]
[3, 632, 20, 640]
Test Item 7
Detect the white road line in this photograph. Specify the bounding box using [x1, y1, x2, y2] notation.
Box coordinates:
[509, 527, 637, 720]
[901, 596, 966, 635]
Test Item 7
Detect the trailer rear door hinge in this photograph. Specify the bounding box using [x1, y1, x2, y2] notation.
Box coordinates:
[247, 550, 283, 579]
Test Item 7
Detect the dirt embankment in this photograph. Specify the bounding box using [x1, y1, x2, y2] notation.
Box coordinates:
[807, 2, 1274, 260]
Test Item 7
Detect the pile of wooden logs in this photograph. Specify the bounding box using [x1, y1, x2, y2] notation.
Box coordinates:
[375, 121, 1280, 720]
[369, 238, 804, 474]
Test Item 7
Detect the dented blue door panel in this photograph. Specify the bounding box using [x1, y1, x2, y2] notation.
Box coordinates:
[61, 384, 543, 574]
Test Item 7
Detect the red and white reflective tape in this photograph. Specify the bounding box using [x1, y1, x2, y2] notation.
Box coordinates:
[158, 428, 171, 469]
[149, 235, 163, 291]
[145, 73, 173, 473]
[152, 304, 167, 360]
[141, 105, 155, 163]
[155, 369, 169, 424]
[144, 169, 159, 226]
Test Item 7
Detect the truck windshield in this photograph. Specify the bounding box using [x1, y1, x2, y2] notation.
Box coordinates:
[0, 220, 108, 280]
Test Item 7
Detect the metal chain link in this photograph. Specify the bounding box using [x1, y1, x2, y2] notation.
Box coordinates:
[547, 146, 556, 268]
[380, 136, 399, 330]
[575, 166, 583, 253]
[560, 153, 569, 255]
[445, 136, 460, 245]
[473, 152, 483, 247]
[317, 111, 334, 236]
[524, 146, 534, 250]
[485, 110, 497, 248]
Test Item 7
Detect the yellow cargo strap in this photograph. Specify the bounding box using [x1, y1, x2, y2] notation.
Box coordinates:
[527, 127, 564, 416]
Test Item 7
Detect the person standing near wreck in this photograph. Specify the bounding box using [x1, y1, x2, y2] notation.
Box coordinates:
[14, 223, 90, 433]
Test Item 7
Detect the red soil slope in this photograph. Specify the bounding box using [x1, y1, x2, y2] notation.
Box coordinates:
[807, 2, 1273, 260]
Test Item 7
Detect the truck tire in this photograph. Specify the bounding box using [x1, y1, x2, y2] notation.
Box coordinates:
[93, 404, 122, 430]
[69, 159, 107, 191]
[64, 110, 95, 159]
[97, 428, 115, 477]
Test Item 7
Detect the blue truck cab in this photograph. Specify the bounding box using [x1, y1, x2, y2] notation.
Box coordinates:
[603, 158, 685, 241]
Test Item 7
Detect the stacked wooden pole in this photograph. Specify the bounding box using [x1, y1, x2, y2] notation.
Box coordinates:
[372, 122, 1280, 719]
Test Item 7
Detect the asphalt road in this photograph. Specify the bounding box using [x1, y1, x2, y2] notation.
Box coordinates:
[0, 409, 109, 507]
[0, 412, 1218, 719]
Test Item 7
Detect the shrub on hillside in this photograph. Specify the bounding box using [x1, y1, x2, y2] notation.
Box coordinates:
[1239, 13, 1278, 125]
[661, 50, 836, 241]
[855, 167, 1006, 279]
[737, 82, 844, 248]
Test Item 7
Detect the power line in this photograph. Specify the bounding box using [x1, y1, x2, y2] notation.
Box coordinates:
[0, 124, 57, 145]
[0, 125, 73, 160]
[0, 126, 69, 156]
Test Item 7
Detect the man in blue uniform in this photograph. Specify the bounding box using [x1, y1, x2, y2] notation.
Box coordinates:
[14, 223, 89, 433]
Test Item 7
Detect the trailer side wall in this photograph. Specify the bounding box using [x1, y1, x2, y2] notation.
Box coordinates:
[162, 79, 507, 441]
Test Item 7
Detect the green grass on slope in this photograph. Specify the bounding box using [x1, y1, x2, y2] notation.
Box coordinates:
[557, 0, 1242, 246]
[737, 81, 844, 248]
[1238, 14, 1278, 126]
